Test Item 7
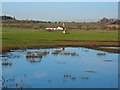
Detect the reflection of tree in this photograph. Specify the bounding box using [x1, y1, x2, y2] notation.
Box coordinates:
[62, 48, 65, 54]
[26, 58, 42, 64]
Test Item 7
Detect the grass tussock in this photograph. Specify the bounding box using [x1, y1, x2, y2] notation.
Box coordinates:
[26, 51, 49, 58]
[2, 62, 12, 66]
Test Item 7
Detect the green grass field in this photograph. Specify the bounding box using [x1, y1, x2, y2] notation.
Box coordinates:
[2, 27, 118, 47]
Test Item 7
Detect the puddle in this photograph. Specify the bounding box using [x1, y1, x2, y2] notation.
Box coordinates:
[1, 47, 118, 88]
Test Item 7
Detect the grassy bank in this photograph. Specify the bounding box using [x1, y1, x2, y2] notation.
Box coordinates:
[2, 26, 119, 53]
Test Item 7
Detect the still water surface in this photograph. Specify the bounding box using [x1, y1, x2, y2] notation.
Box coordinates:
[2, 47, 118, 88]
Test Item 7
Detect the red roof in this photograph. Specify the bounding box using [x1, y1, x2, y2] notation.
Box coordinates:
[47, 27, 58, 28]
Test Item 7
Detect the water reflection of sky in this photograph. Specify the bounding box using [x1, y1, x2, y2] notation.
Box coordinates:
[2, 47, 118, 88]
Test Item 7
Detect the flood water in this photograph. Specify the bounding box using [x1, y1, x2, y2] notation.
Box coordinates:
[1, 47, 118, 88]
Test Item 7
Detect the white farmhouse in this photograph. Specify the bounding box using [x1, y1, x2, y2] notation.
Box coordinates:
[46, 27, 63, 30]
[57, 27, 63, 30]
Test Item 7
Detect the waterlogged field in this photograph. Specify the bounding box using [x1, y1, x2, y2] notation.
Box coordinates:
[1, 47, 118, 88]
[1, 24, 119, 88]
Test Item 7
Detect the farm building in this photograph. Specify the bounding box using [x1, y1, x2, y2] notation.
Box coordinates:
[46, 27, 63, 30]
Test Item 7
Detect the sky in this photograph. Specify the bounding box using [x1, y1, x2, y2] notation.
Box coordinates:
[2, 2, 118, 22]
[1, 0, 120, 2]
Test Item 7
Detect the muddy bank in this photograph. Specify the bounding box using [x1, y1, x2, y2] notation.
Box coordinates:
[54, 40, 120, 43]
[2, 41, 120, 54]
[84, 46, 119, 53]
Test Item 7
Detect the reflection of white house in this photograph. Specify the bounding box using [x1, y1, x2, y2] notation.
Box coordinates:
[46, 27, 63, 30]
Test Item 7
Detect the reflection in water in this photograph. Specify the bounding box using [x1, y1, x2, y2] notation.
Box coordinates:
[97, 52, 106, 56]
[55, 61, 66, 64]
[2, 75, 31, 88]
[81, 76, 89, 80]
[62, 48, 65, 54]
[52, 50, 62, 55]
[2, 62, 12, 67]
[27, 58, 42, 64]
[26, 51, 49, 58]
[64, 74, 71, 78]
[85, 71, 96, 73]
[104, 60, 112, 62]
[26, 51, 49, 64]
[71, 76, 76, 80]
[2, 47, 118, 88]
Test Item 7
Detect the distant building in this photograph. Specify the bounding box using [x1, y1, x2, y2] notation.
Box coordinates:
[98, 17, 116, 24]
[46, 27, 63, 30]
[112, 19, 120, 25]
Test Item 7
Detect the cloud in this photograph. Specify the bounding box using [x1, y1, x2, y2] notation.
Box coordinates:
[34, 72, 48, 78]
